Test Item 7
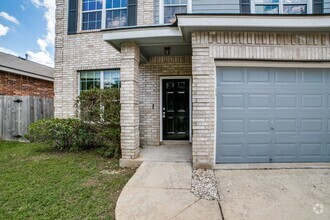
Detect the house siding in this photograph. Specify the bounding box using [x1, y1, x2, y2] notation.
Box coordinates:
[139, 56, 192, 146]
[192, 0, 240, 14]
[0, 71, 54, 98]
[191, 31, 330, 168]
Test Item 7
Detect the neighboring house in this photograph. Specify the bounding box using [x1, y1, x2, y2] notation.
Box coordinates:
[0, 52, 54, 98]
[55, 0, 330, 168]
[0, 52, 54, 140]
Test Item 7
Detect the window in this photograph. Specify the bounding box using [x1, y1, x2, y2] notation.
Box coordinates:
[81, 0, 128, 30]
[80, 69, 120, 92]
[252, 0, 310, 14]
[82, 0, 102, 30]
[160, 0, 192, 24]
[106, 0, 128, 28]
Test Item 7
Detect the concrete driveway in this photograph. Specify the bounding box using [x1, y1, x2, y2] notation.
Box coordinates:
[215, 168, 330, 220]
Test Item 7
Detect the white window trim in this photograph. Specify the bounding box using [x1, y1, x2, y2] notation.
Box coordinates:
[80, 0, 128, 31]
[78, 69, 120, 94]
[159, 0, 192, 25]
[251, 0, 312, 14]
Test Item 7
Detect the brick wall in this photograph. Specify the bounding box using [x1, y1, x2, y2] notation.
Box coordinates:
[55, 0, 121, 118]
[0, 71, 54, 98]
[139, 56, 192, 146]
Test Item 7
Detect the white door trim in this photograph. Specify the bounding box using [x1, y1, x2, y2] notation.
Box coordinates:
[160, 76, 192, 142]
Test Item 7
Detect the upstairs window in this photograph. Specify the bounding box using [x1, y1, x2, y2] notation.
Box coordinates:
[164, 0, 187, 23]
[81, 0, 128, 31]
[106, 0, 128, 28]
[252, 0, 309, 14]
[82, 0, 102, 30]
[160, 0, 191, 24]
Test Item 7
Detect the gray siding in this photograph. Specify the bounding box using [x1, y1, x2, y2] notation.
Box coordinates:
[325, 0, 330, 13]
[153, 0, 329, 24]
[154, 0, 241, 24]
[192, 0, 240, 14]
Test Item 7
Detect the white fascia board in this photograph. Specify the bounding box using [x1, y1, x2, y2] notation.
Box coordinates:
[0, 65, 54, 82]
[177, 15, 330, 31]
[103, 26, 182, 41]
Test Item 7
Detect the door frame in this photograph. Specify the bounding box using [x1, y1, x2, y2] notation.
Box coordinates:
[160, 76, 192, 142]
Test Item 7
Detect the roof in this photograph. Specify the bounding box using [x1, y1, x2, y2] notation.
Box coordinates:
[0, 52, 54, 81]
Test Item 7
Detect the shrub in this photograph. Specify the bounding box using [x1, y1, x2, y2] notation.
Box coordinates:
[26, 118, 94, 151]
[26, 88, 121, 157]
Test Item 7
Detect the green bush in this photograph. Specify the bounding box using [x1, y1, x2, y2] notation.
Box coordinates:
[26, 88, 121, 158]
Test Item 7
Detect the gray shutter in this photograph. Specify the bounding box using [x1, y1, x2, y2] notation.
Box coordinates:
[128, 0, 137, 26]
[240, 0, 251, 14]
[68, 0, 78, 34]
[313, 0, 323, 14]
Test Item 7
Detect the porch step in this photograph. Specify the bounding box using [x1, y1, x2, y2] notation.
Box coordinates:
[160, 141, 191, 147]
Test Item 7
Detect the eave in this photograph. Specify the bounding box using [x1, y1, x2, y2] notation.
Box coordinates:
[102, 14, 330, 60]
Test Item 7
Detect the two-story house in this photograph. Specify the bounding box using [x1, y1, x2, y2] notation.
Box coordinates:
[55, 0, 330, 168]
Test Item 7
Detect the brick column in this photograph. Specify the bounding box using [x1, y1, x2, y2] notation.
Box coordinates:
[191, 33, 216, 169]
[120, 42, 140, 165]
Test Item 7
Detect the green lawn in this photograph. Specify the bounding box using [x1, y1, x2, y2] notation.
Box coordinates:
[0, 141, 135, 219]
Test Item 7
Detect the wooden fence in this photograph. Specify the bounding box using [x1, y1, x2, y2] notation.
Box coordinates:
[0, 96, 54, 140]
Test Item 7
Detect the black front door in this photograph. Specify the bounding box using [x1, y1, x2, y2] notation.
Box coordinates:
[162, 79, 189, 140]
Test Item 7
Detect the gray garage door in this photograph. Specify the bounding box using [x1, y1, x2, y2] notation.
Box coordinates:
[216, 67, 330, 163]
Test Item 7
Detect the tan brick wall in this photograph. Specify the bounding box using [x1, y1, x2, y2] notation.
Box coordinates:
[139, 56, 192, 146]
[191, 31, 330, 168]
[0, 71, 54, 98]
[55, 1, 121, 118]
[120, 42, 140, 159]
[137, 0, 154, 25]
[55, 0, 156, 118]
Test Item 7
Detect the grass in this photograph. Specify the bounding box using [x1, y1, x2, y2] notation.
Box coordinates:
[0, 141, 135, 219]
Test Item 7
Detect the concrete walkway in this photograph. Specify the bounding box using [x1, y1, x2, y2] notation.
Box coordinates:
[116, 161, 222, 220]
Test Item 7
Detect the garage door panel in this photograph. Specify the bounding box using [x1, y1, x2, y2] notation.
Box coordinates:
[302, 69, 324, 83]
[275, 94, 297, 108]
[247, 68, 272, 83]
[247, 143, 271, 157]
[220, 119, 244, 134]
[220, 144, 244, 157]
[219, 68, 244, 84]
[301, 119, 323, 133]
[274, 119, 297, 133]
[301, 94, 324, 108]
[300, 143, 323, 156]
[275, 69, 298, 83]
[216, 67, 330, 163]
[247, 94, 272, 109]
[274, 143, 297, 157]
[247, 119, 271, 134]
[219, 94, 244, 109]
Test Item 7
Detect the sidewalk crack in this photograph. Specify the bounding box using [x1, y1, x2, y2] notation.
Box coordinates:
[213, 170, 225, 220]
[170, 198, 201, 219]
